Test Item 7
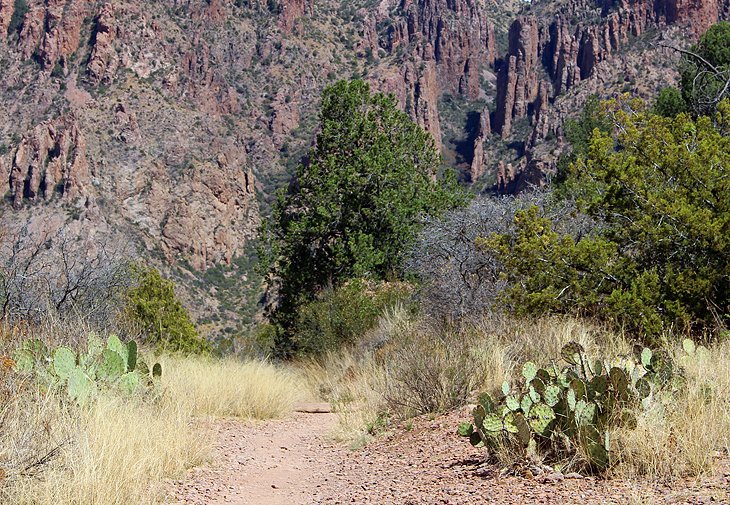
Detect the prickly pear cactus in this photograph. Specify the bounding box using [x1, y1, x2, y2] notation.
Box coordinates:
[53, 347, 76, 381]
[12, 333, 163, 405]
[459, 340, 685, 474]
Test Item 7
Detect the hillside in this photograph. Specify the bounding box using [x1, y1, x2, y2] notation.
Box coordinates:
[0, 0, 727, 341]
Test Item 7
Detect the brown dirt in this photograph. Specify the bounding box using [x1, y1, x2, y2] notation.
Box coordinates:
[167, 407, 730, 505]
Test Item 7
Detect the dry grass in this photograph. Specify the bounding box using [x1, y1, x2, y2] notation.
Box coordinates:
[612, 338, 730, 479]
[302, 312, 730, 479]
[0, 323, 308, 505]
[6, 394, 206, 505]
[162, 355, 307, 420]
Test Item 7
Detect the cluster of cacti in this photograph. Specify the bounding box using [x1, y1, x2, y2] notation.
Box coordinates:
[12, 334, 162, 404]
[459, 341, 687, 472]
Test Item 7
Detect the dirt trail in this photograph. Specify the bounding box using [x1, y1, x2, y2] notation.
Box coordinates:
[167, 411, 342, 505]
[168, 406, 730, 505]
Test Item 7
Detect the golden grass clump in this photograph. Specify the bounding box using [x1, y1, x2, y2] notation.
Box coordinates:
[0, 319, 307, 505]
[162, 355, 307, 420]
[612, 338, 730, 479]
[7, 395, 206, 505]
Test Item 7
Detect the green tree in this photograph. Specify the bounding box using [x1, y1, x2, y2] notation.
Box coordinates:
[262, 79, 466, 355]
[125, 266, 210, 354]
[487, 97, 730, 340]
[679, 21, 730, 117]
[653, 86, 687, 117]
[554, 95, 611, 189]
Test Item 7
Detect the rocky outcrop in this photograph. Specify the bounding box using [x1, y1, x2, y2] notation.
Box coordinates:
[383, 0, 496, 98]
[37, 0, 87, 71]
[493, 0, 730, 138]
[132, 154, 260, 270]
[8, 117, 89, 209]
[468, 107, 491, 182]
[0, 0, 14, 35]
[270, 90, 301, 149]
[279, 0, 312, 33]
[87, 3, 118, 85]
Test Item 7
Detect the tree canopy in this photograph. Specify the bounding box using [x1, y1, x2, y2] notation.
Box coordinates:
[679, 21, 730, 117]
[262, 79, 466, 355]
[485, 97, 730, 339]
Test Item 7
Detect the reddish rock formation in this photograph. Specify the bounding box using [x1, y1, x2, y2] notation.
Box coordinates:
[494, 0, 730, 138]
[8, 117, 89, 209]
[147, 155, 260, 270]
[0, 0, 14, 35]
[469, 106, 491, 182]
[384, 0, 497, 99]
[270, 90, 301, 149]
[279, 0, 312, 33]
[87, 3, 118, 84]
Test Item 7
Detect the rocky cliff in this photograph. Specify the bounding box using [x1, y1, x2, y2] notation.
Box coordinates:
[484, 0, 730, 190]
[0, 0, 725, 335]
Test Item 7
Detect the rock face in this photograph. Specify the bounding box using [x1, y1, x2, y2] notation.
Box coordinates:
[495, 0, 730, 138]
[371, 0, 502, 148]
[8, 116, 89, 210]
[133, 155, 260, 270]
[87, 3, 118, 84]
[383, 0, 497, 98]
[491, 0, 730, 189]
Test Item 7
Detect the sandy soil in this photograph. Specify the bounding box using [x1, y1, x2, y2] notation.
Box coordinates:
[167, 407, 730, 505]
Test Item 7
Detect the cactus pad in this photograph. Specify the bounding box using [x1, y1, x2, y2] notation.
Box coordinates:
[567, 387, 577, 411]
[543, 385, 561, 407]
[482, 413, 503, 433]
[514, 412, 531, 445]
[506, 395, 520, 411]
[457, 422, 474, 437]
[522, 362, 537, 382]
[119, 372, 141, 395]
[99, 349, 125, 380]
[67, 367, 94, 404]
[503, 413, 519, 434]
[641, 348, 653, 368]
[12, 349, 34, 372]
[528, 403, 555, 435]
[529, 386, 541, 404]
[473, 405, 486, 429]
[126, 340, 138, 372]
[635, 378, 651, 399]
[590, 375, 608, 395]
[502, 381, 511, 396]
[682, 338, 696, 356]
[609, 367, 630, 399]
[574, 400, 596, 426]
[478, 393, 495, 414]
[152, 363, 162, 379]
[520, 394, 533, 417]
[53, 347, 76, 380]
[570, 379, 587, 401]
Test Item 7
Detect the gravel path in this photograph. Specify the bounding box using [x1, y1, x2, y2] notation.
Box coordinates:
[167, 407, 730, 505]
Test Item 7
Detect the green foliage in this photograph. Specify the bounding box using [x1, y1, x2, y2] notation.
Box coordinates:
[262, 79, 466, 356]
[12, 334, 162, 404]
[653, 86, 687, 117]
[125, 266, 210, 354]
[459, 341, 685, 473]
[679, 22, 730, 117]
[554, 96, 611, 187]
[293, 279, 410, 355]
[486, 98, 730, 339]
